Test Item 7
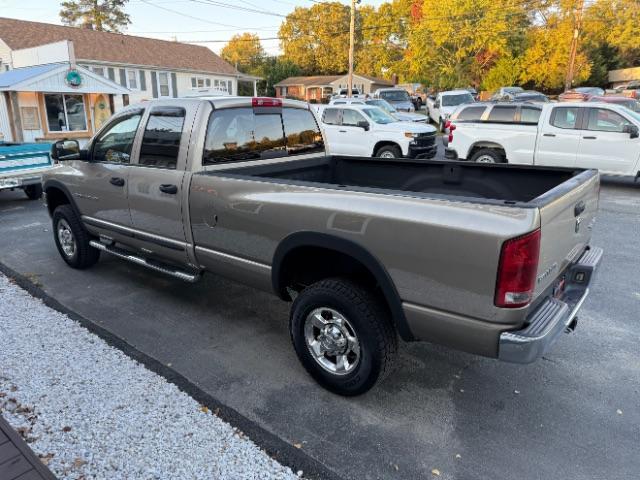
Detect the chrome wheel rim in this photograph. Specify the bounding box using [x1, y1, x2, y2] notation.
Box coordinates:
[57, 219, 76, 258]
[304, 308, 360, 375]
[379, 151, 396, 159]
[475, 154, 496, 163]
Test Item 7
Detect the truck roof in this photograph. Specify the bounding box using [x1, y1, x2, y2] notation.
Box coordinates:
[124, 96, 311, 111]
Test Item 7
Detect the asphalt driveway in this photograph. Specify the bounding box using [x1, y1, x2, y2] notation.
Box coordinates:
[0, 175, 638, 480]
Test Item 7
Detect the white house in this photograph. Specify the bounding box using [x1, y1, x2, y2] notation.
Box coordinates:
[0, 16, 258, 144]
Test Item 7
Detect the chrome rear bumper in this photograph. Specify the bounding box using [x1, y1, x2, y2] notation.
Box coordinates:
[498, 246, 603, 364]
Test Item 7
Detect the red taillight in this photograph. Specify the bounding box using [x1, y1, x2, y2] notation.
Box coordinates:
[495, 229, 541, 308]
[252, 97, 282, 108]
[447, 122, 456, 143]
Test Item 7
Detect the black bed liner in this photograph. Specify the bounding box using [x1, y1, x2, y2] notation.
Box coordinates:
[206, 156, 597, 206]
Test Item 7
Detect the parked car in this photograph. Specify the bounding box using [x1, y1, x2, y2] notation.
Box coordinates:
[320, 104, 436, 158]
[0, 141, 53, 200]
[373, 88, 415, 112]
[558, 87, 605, 102]
[426, 89, 475, 131]
[588, 95, 640, 111]
[490, 86, 524, 101]
[396, 83, 428, 110]
[333, 88, 363, 98]
[621, 81, 640, 99]
[329, 97, 428, 123]
[43, 96, 602, 395]
[446, 101, 640, 178]
[497, 90, 549, 103]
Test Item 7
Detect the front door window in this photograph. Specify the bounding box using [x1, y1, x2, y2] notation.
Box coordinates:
[92, 113, 142, 163]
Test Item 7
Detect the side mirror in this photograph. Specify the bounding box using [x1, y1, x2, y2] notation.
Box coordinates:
[357, 120, 370, 131]
[51, 139, 81, 161]
[623, 124, 639, 139]
[434, 101, 440, 108]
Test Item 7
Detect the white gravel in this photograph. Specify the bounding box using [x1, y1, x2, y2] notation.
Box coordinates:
[0, 273, 300, 480]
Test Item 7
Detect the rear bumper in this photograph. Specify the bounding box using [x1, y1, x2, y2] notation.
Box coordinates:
[498, 246, 603, 363]
[0, 175, 41, 191]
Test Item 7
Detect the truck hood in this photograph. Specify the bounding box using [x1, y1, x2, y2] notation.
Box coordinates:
[395, 112, 428, 122]
[376, 121, 436, 134]
[387, 100, 414, 111]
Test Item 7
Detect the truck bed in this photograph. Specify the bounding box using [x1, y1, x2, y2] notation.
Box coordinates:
[217, 156, 579, 204]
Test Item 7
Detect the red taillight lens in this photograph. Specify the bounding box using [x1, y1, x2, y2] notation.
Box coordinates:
[252, 97, 282, 108]
[495, 229, 541, 308]
[447, 122, 456, 143]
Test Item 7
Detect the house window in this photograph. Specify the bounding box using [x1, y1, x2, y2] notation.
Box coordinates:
[228, 81, 233, 95]
[214, 79, 219, 88]
[191, 76, 213, 89]
[127, 69, 138, 90]
[92, 66, 105, 77]
[206, 79, 211, 87]
[158, 72, 171, 97]
[44, 93, 87, 132]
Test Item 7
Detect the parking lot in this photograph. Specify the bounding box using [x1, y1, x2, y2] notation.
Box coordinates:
[0, 168, 639, 480]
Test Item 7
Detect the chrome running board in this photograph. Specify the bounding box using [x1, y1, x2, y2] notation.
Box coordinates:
[89, 240, 201, 283]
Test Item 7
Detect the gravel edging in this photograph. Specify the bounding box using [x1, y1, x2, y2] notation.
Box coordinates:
[0, 265, 340, 480]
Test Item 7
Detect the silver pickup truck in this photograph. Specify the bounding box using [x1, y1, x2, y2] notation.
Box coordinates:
[43, 97, 602, 395]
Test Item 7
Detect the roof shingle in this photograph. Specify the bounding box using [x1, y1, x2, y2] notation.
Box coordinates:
[0, 17, 239, 76]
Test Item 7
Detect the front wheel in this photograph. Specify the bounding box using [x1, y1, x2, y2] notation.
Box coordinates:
[23, 184, 42, 200]
[52, 205, 100, 269]
[374, 145, 402, 159]
[290, 278, 398, 396]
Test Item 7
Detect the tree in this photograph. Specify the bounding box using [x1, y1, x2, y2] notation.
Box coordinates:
[60, 0, 130, 32]
[481, 56, 522, 91]
[221, 33, 266, 73]
[279, 2, 353, 74]
[255, 57, 302, 96]
[406, 0, 528, 89]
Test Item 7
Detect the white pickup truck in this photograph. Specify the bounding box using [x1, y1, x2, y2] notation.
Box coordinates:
[446, 101, 640, 179]
[317, 104, 437, 159]
[427, 90, 475, 131]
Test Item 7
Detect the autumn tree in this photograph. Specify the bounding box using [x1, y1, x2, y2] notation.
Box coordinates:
[60, 0, 130, 32]
[406, 0, 529, 89]
[221, 33, 266, 73]
[255, 57, 302, 96]
[279, 2, 353, 74]
[584, 0, 640, 67]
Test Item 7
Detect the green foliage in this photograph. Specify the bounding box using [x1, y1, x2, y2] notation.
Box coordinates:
[481, 56, 522, 91]
[60, 0, 130, 32]
[255, 58, 302, 96]
[221, 33, 266, 73]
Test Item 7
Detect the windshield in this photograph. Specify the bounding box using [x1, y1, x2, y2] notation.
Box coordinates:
[516, 94, 548, 102]
[442, 93, 474, 106]
[379, 90, 410, 102]
[616, 100, 640, 112]
[620, 106, 640, 122]
[503, 87, 523, 94]
[366, 99, 397, 114]
[362, 107, 396, 124]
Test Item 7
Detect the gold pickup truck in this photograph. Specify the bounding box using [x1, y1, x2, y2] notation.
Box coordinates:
[42, 97, 602, 395]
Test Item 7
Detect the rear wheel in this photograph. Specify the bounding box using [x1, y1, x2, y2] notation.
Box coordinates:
[375, 145, 402, 159]
[23, 184, 42, 200]
[52, 205, 100, 269]
[469, 148, 505, 164]
[290, 278, 398, 396]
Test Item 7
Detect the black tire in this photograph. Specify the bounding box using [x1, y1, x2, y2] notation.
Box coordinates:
[52, 204, 100, 269]
[374, 144, 402, 159]
[23, 184, 42, 200]
[416, 98, 422, 110]
[290, 278, 398, 396]
[469, 148, 505, 164]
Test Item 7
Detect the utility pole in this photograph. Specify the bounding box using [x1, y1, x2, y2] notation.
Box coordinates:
[564, 0, 585, 92]
[347, 0, 357, 98]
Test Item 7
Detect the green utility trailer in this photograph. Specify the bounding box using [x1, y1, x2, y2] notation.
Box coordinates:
[0, 142, 53, 200]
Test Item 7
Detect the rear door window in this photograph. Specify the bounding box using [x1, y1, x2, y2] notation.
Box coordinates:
[456, 106, 486, 121]
[282, 107, 325, 155]
[487, 106, 517, 122]
[203, 108, 286, 164]
[139, 107, 185, 169]
[322, 108, 341, 125]
[520, 107, 542, 124]
[551, 107, 580, 129]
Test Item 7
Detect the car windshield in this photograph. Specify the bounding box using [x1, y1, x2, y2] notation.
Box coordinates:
[366, 99, 397, 114]
[516, 94, 548, 102]
[503, 87, 523, 94]
[362, 107, 396, 124]
[617, 100, 640, 111]
[620, 106, 640, 122]
[442, 93, 474, 106]
[380, 90, 410, 102]
[575, 87, 603, 94]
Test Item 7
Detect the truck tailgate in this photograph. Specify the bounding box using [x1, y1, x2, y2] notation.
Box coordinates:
[533, 170, 600, 299]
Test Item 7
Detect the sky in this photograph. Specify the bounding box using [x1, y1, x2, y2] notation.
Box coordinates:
[0, 0, 386, 55]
